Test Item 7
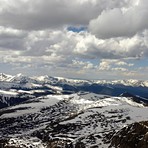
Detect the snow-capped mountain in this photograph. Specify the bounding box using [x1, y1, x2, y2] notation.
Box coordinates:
[0, 73, 147, 101]
[95, 79, 148, 87]
[0, 73, 14, 82]
[0, 73, 148, 87]
[0, 73, 147, 110]
[0, 73, 148, 147]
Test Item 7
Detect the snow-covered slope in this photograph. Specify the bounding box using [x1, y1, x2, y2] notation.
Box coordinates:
[0, 73, 147, 147]
[0, 92, 147, 147]
[0, 73, 147, 111]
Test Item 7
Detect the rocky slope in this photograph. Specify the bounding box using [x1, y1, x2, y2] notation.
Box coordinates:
[0, 73, 147, 147]
[0, 92, 147, 147]
[111, 121, 148, 148]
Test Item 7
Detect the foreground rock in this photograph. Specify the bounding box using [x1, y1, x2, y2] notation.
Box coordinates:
[110, 121, 148, 148]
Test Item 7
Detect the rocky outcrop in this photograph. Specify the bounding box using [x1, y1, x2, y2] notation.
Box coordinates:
[110, 121, 148, 148]
[47, 139, 73, 148]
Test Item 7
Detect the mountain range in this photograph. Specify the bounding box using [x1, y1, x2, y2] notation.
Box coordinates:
[0, 73, 148, 148]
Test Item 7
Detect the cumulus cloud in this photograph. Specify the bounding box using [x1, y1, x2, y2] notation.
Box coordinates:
[74, 32, 148, 59]
[99, 60, 110, 70]
[0, 26, 27, 50]
[98, 59, 133, 72]
[0, 0, 129, 30]
[89, 0, 148, 38]
[0, 28, 147, 76]
[115, 61, 134, 66]
[72, 60, 95, 70]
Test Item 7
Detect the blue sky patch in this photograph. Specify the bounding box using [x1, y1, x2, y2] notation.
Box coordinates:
[67, 26, 87, 32]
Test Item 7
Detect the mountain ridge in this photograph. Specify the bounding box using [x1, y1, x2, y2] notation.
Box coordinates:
[0, 73, 147, 110]
[0, 73, 148, 87]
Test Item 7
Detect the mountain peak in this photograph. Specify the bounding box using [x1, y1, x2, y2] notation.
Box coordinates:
[16, 73, 23, 77]
[0, 73, 14, 82]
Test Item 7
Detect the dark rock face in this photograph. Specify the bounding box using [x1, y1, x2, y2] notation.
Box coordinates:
[110, 121, 148, 148]
[0, 95, 29, 109]
[120, 92, 148, 105]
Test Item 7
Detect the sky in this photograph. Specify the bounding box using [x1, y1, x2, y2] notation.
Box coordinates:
[0, 0, 148, 80]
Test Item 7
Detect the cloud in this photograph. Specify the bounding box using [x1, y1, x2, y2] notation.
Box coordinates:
[0, 0, 129, 30]
[0, 0, 97, 30]
[89, 0, 148, 38]
[98, 59, 133, 72]
[0, 29, 147, 69]
[0, 0, 148, 79]
[0, 26, 27, 50]
[72, 60, 95, 70]
[98, 60, 110, 70]
[74, 32, 148, 59]
[115, 61, 134, 66]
